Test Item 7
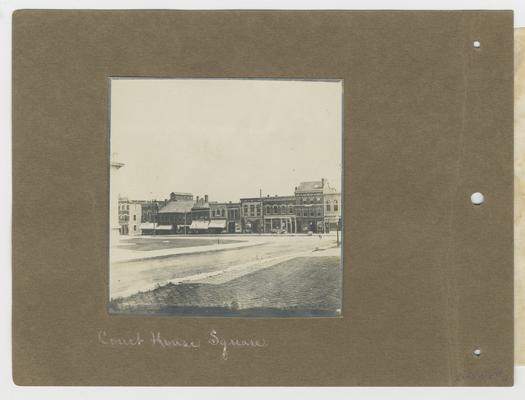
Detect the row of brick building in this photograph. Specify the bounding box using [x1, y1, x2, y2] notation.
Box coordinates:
[118, 179, 341, 235]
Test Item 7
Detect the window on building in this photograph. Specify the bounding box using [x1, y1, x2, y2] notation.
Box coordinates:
[289, 205, 294, 214]
[256, 205, 261, 216]
[250, 204, 254, 216]
[334, 201, 339, 211]
[243, 205, 248, 215]
[326, 201, 331, 212]
[303, 209, 308, 217]
[317, 208, 322, 216]
[273, 205, 278, 214]
[126, 205, 129, 210]
[310, 209, 314, 217]
[133, 215, 136, 221]
[266, 205, 270, 214]
[133, 225, 136, 231]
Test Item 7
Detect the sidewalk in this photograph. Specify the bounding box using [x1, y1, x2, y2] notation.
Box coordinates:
[111, 238, 265, 263]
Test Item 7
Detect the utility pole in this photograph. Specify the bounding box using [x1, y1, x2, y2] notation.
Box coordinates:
[259, 188, 263, 235]
[336, 217, 341, 247]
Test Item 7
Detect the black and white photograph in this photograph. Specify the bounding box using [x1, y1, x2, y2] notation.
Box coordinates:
[109, 78, 343, 317]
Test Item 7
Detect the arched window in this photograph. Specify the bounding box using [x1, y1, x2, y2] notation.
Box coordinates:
[326, 200, 331, 212]
[266, 205, 271, 214]
[289, 205, 294, 214]
[273, 205, 278, 214]
[334, 200, 339, 212]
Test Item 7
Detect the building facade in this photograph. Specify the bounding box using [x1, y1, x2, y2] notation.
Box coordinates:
[118, 198, 142, 236]
[323, 191, 341, 232]
[122, 180, 340, 236]
[240, 197, 263, 233]
[226, 202, 242, 233]
[110, 153, 124, 244]
[190, 195, 211, 233]
[294, 181, 324, 233]
[139, 200, 164, 223]
[262, 195, 297, 233]
[294, 179, 340, 233]
[156, 192, 194, 234]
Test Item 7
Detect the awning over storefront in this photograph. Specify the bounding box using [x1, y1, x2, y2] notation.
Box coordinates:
[208, 219, 226, 229]
[190, 220, 209, 230]
[140, 223, 155, 230]
[155, 225, 173, 231]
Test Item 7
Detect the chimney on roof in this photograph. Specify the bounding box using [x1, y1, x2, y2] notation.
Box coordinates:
[205, 194, 209, 203]
[196, 196, 199, 203]
[321, 178, 325, 187]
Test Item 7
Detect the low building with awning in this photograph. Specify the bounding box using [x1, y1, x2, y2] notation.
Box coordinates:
[189, 220, 209, 232]
[140, 223, 174, 235]
[208, 219, 227, 233]
[155, 224, 174, 232]
[157, 198, 193, 234]
[140, 222, 156, 235]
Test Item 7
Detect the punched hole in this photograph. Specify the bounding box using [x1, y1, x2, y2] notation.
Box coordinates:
[473, 40, 481, 48]
[473, 348, 482, 357]
[470, 192, 485, 205]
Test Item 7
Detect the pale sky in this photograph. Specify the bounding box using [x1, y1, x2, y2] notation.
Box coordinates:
[110, 78, 342, 202]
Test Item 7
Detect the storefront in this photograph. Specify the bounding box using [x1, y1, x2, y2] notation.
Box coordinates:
[189, 220, 209, 234]
[208, 219, 227, 234]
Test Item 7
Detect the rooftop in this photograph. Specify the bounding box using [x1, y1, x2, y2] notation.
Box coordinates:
[295, 179, 339, 194]
[158, 200, 194, 214]
[170, 192, 193, 196]
[262, 195, 295, 201]
[295, 181, 324, 192]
